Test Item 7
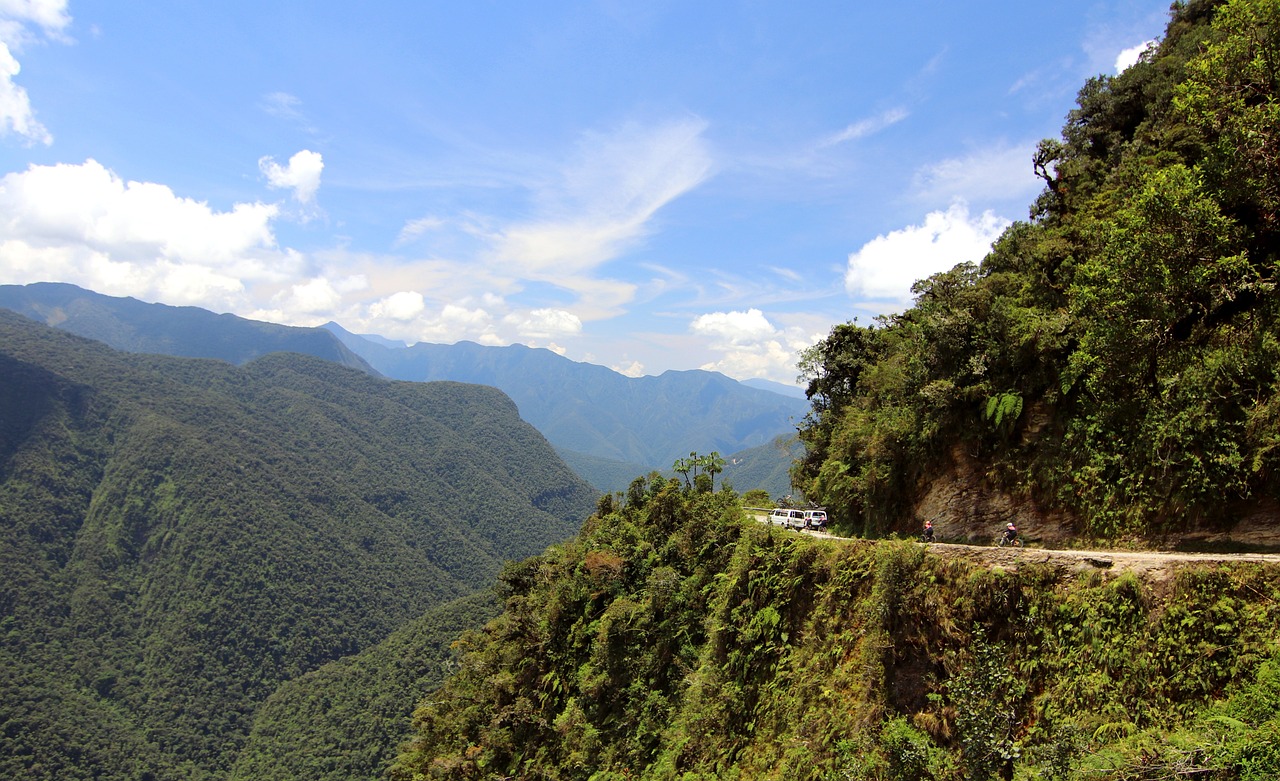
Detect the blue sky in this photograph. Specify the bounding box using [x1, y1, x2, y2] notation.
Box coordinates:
[0, 1, 1170, 385]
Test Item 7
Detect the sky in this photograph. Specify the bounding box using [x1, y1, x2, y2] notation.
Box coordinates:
[0, 1, 1172, 386]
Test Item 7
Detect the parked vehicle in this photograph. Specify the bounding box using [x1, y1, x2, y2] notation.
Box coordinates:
[768, 508, 808, 529]
[803, 509, 827, 529]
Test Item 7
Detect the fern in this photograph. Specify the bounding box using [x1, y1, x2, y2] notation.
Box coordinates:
[984, 392, 1024, 428]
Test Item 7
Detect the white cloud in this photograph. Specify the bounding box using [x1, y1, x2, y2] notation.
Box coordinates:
[1115, 40, 1156, 73]
[0, 1, 72, 39]
[0, 0, 69, 146]
[396, 215, 445, 245]
[0, 159, 294, 308]
[819, 107, 909, 148]
[0, 40, 47, 144]
[369, 290, 426, 321]
[279, 277, 343, 314]
[612, 359, 645, 377]
[503, 307, 583, 340]
[691, 309, 776, 344]
[690, 308, 817, 382]
[845, 201, 1008, 312]
[487, 117, 712, 284]
[912, 142, 1040, 204]
[259, 149, 324, 204]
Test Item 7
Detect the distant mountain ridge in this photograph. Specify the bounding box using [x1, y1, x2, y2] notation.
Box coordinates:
[0, 283, 805, 496]
[324, 322, 808, 472]
[0, 282, 376, 373]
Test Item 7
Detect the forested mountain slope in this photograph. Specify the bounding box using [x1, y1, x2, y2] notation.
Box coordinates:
[391, 478, 1280, 780]
[230, 590, 503, 781]
[796, 0, 1280, 543]
[0, 310, 596, 780]
[325, 324, 808, 470]
[0, 281, 376, 373]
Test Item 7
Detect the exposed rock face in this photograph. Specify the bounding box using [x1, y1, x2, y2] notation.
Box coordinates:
[913, 446, 1078, 546]
[915, 446, 1280, 551]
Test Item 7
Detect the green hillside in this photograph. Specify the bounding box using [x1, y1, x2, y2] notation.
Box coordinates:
[391, 479, 1280, 780]
[721, 434, 804, 501]
[796, 0, 1280, 540]
[230, 590, 503, 781]
[0, 310, 596, 779]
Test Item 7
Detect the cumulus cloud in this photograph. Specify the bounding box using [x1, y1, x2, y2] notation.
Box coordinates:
[277, 277, 344, 314]
[1115, 40, 1156, 73]
[259, 149, 324, 204]
[0, 159, 294, 308]
[503, 308, 583, 340]
[912, 142, 1040, 204]
[369, 290, 426, 321]
[612, 359, 645, 377]
[691, 308, 818, 382]
[0, 0, 71, 145]
[845, 201, 1008, 312]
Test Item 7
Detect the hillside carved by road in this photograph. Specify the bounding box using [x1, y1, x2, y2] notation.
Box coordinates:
[748, 511, 1280, 580]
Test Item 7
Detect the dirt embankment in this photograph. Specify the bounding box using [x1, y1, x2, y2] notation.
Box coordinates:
[912, 445, 1280, 554]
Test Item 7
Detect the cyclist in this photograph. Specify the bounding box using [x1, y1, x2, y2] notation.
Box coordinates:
[921, 520, 935, 543]
[1002, 522, 1019, 546]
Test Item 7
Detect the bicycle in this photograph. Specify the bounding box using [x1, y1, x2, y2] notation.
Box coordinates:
[995, 534, 1022, 548]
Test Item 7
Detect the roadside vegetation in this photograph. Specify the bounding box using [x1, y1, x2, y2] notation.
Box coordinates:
[392, 480, 1280, 780]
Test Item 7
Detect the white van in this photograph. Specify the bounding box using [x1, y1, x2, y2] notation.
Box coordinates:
[804, 509, 827, 529]
[766, 509, 806, 529]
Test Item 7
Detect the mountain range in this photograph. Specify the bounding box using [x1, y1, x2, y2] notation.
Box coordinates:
[0, 282, 806, 497]
[0, 310, 596, 779]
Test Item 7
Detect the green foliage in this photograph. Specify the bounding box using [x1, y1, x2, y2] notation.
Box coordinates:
[983, 392, 1023, 430]
[795, 0, 1280, 538]
[390, 486, 1280, 780]
[230, 591, 502, 781]
[0, 311, 597, 780]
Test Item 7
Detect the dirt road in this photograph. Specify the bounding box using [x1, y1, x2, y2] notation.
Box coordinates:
[748, 512, 1280, 579]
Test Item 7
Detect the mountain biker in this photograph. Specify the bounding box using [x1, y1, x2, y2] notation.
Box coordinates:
[1002, 522, 1018, 545]
[921, 520, 935, 543]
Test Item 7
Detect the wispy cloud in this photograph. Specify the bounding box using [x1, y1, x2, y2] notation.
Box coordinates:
[482, 117, 713, 307]
[818, 107, 909, 148]
[911, 141, 1040, 205]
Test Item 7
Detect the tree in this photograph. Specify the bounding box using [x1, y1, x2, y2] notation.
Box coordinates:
[702, 451, 727, 491]
[673, 457, 692, 489]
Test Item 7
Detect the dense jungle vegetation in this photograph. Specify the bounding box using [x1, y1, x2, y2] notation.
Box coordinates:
[796, 0, 1280, 539]
[392, 477, 1280, 780]
[0, 311, 596, 780]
